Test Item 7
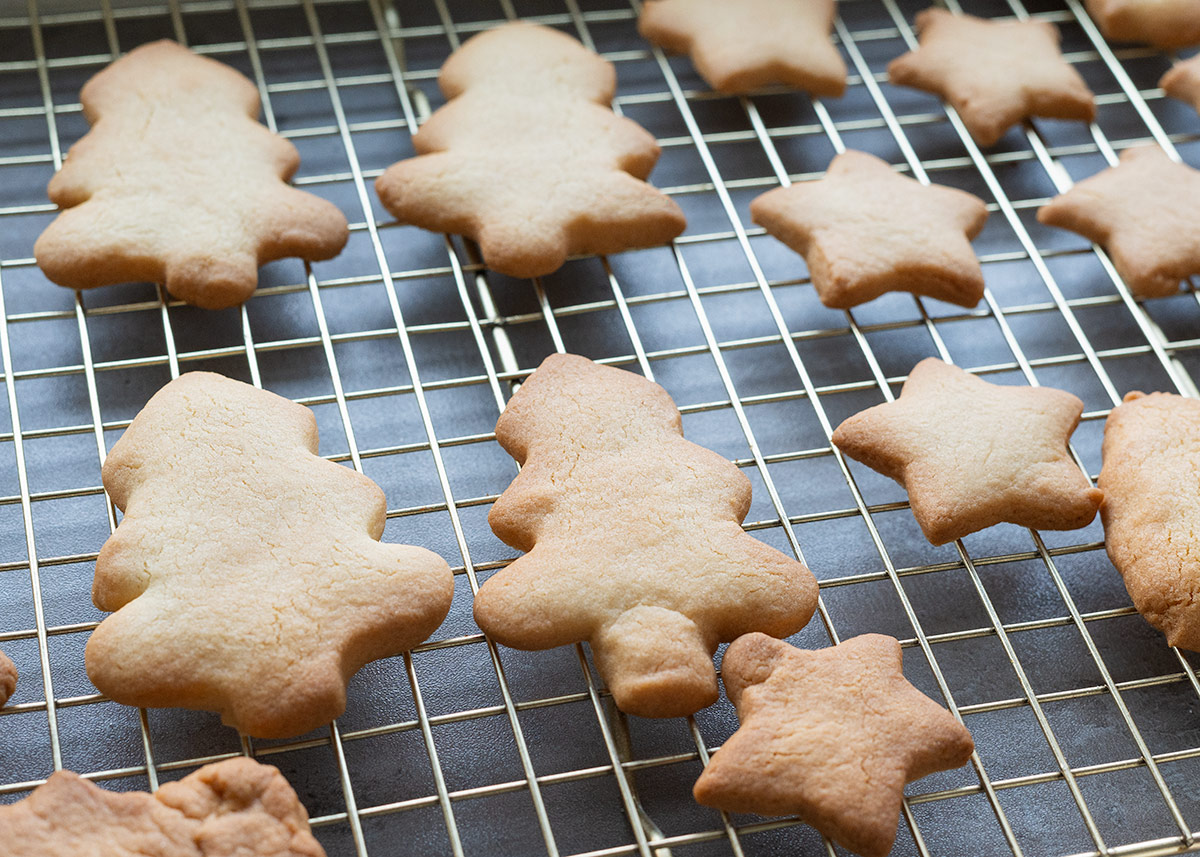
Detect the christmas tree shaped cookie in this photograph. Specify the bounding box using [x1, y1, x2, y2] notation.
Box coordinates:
[85, 373, 454, 738]
[35, 40, 349, 309]
[0, 758, 324, 857]
[474, 354, 819, 718]
[375, 23, 686, 278]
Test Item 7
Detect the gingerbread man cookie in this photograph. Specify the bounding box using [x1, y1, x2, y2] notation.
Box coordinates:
[832, 358, 1102, 545]
[0, 648, 15, 707]
[638, 0, 847, 96]
[474, 354, 819, 718]
[375, 22, 685, 279]
[1162, 54, 1200, 114]
[751, 150, 989, 308]
[34, 40, 348, 309]
[888, 9, 1096, 146]
[1038, 146, 1200, 298]
[0, 757, 324, 857]
[1100, 392, 1200, 651]
[693, 633, 974, 857]
[1085, 0, 1200, 48]
[86, 372, 454, 738]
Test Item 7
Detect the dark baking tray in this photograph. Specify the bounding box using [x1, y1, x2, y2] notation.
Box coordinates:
[2, 0, 1200, 855]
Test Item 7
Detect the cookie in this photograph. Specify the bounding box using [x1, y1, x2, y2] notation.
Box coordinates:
[1038, 145, 1200, 298]
[1162, 54, 1200, 116]
[693, 633, 974, 857]
[0, 757, 324, 857]
[888, 9, 1096, 146]
[832, 358, 1102, 546]
[375, 22, 686, 279]
[751, 149, 989, 309]
[1085, 0, 1200, 48]
[638, 0, 846, 96]
[0, 648, 15, 707]
[474, 353, 819, 718]
[34, 40, 348, 310]
[1100, 392, 1200, 651]
[86, 372, 454, 738]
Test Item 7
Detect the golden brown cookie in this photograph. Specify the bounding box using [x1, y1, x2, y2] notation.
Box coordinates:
[0, 757, 324, 857]
[1085, 0, 1200, 48]
[751, 149, 989, 309]
[0, 648, 15, 707]
[1161, 54, 1200, 115]
[474, 353, 819, 718]
[1100, 392, 1200, 651]
[888, 9, 1096, 146]
[693, 633, 974, 857]
[86, 372, 454, 738]
[638, 0, 846, 96]
[832, 358, 1102, 546]
[1038, 146, 1200, 298]
[375, 22, 685, 279]
[34, 40, 348, 310]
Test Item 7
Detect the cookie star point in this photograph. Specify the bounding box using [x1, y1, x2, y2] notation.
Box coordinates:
[832, 358, 1102, 545]
[888, 8, 1096, 146]
[751, 150, 988, 309]
[694, 633, 974, 857]
[1038, 146, 1200, 298]
[639, 0, 847, 95]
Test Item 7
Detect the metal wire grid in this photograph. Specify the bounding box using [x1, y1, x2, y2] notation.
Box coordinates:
[0, 0, 1199, 855]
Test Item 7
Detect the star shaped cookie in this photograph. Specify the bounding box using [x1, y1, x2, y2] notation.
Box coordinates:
[1162, 53, 1200, 115]
[693, 633, 974, 857]
[751, 150, 989, 309]
[638, 0, 847, 96]
[1085, 0, 1200, 48]
[831, 358, 1103, 545]
[888, 9, 1096, 146]
[1038, 146, 1200, 298]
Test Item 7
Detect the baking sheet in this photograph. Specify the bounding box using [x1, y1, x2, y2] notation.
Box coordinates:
[2, 0, 1200, 855]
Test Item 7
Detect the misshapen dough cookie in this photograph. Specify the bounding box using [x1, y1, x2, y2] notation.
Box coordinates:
[375, 23, 685, 279]
[832, 358, 1102, 545]
[1038, 146, 1200, 298]
[1162, 54, 1200, 116]
[474, 354, 819, 718]
[693, 633, 974, 857]
[751, 149, 989, 309]
[86, 372, 454, 738]
[1100, 392, 1200, 651]
[34, 40, 348, 310]
[1085, 0, 1200, 48]
[0, 757, 324, 857]
[888, 9, 1096, 146]
[0, 648, 15, 706]
[638, 0, 846, 96]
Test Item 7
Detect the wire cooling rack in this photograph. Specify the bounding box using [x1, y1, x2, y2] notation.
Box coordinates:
[2, 0, 1200, 855]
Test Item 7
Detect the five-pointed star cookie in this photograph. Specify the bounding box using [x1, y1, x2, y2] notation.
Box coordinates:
[1162, 54, 1200, 116]
[693, 633, 974, 857]
[638, 0, 847, 96]
[1085, 0, 1200, 49]
[1038, 146, 1200, 298]
[888, 9, 1096, 146]
[751, 150, 989, 309]
[831, 358, 1103, 545]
